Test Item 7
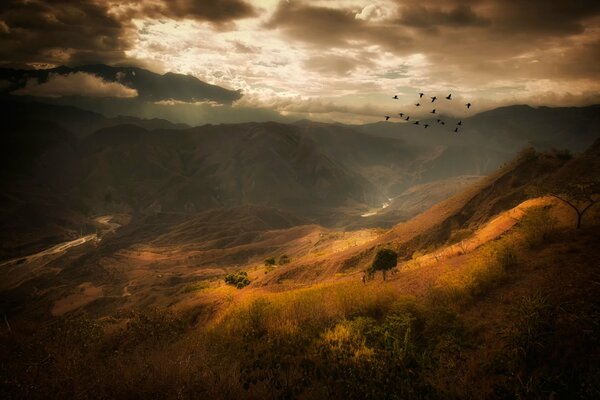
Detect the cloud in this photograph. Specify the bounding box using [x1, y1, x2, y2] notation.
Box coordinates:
[0, 0, 258, 67]
[0, 0, 131, 66]
[355, 4, 389, 21]
[304, 53, 375, 75]
[265, 0, 411, 49]
[396, 4, 489, 30]
[13, 72, 138, 98]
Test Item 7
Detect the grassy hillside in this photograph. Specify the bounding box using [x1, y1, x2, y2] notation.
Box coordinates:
[1, 192, 598, 399]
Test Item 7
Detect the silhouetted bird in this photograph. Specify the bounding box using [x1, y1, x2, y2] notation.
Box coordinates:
[413, 121, 419, 125]
[424, 124, 429, 128]
[436, 119, 442, 123]
[415, 103, 420, 106]
[385, 116, 390, 120]
[441, 121, 445, 125]
[393, 95, 398, 99]
[457, 121, 462, 126]
[431, 96, 437, 102]
[399, 112, 404, 117]
[405, 116, 410, 121]
[446, 94, 452, 100]
[419, 93, 424, 98]
[466, 103, 471, 109]
[431, 109, 436, 114]
[454, 127, 459, 133]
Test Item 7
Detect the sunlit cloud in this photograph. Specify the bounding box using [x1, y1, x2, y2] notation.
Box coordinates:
[2, 0, 599, 123]
[13, 72, 138, 98]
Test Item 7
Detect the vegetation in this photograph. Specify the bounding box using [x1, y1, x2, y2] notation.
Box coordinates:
[278, 254, 290, 265]
[366, 248, 398, 280]
[264, 257, 276, 266]
[2, 171, 599, 399]
[538, 180, 600, 228]
[518, 206, 558, 247]
[224, 271, 250, 288]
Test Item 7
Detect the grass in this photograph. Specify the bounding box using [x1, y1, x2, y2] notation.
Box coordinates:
[1, 206, 598, 399]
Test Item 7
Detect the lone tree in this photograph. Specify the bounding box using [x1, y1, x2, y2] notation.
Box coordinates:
[264, 257, 276, 266]
[538, 181, 600, 229]
[367, 248, 398, 281]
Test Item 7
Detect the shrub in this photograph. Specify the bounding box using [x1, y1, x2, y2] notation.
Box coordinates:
[519, 206, 558, 247]
[122, 307, 186, 347]
[224, 271, 250, 288]
[504, 292, 554, 361]
[264, 257, 276, 266]
[367, 248, 398, 280]
[278, 254, 290, 265]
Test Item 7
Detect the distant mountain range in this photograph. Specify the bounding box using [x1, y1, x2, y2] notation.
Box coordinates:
[1, 97, 598, 257]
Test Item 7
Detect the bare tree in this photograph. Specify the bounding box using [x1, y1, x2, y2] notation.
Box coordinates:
[542, 181, 600, 229]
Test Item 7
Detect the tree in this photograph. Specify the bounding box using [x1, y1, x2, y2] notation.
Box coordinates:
[539, 181, 600, 229]
[368, 249, 398, 281]
[264, 257, 276, 266]
[225, 271, 250, 288]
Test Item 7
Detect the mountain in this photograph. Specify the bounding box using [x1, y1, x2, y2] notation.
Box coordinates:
[357, 104, 600, 153]
[0, 64, 241, 105]
[2, 99, 598, 258]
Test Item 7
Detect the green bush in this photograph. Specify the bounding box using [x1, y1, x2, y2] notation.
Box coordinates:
[224, 271, 250, 288]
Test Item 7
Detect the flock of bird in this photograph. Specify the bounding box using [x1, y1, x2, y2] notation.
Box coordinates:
[385, 92, 472, 133]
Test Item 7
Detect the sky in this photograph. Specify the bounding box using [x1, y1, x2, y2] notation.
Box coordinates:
[1, 0, 600, 123]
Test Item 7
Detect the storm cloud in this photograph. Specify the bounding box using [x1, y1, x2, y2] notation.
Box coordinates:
[1, 0, 599, 122]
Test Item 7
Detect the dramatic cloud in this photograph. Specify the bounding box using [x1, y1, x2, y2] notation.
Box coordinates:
[1, 0, 599, 123]
[396, 4, 489, 30]
[13, 72, 138, 98]
[0, 0, 131, 66]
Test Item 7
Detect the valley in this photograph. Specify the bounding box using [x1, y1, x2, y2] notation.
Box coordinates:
[1, 97, 599, 400]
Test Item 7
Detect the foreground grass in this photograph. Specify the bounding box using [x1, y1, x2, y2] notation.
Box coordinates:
[1, 209, 599, 399]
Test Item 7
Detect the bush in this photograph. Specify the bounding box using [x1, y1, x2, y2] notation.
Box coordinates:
[367, 248, 398, 280]
[519, 206, 558, 247]
[504, 292, 554, 361]
[224, 271, 250, 288]
[278, 254, 290, 265]
[264, 257, 276, 266]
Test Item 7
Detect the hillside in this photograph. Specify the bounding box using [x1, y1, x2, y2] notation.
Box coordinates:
[1, 140, 598, 400]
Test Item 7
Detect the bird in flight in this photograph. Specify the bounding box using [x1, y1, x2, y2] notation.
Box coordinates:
[424, 124, 429, 128]
[393, 95, 399, 99]
[457, 121, 462, 126]
[431, 96, 437, 103]
[454, 127, 459, 133]
[385, 116, 390, 120]
[431, 109, 436, 114]
[446, 94, 452, 100]
[413, 121, 420, 125]
[440, 121, 445, 125]
[399, 112, 404, 117]
[415, 103, 421, 106]
[419, 93, 424, 98]
[405, 116, 410, 121]
[466, 103, 471, 109]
